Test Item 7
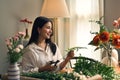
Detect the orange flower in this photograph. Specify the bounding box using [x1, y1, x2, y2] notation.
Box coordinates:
[93, 34, 100, 46]
[99, 31, 110, 42]
[112, 32, 117, 38]
[112, 34, 120, 48]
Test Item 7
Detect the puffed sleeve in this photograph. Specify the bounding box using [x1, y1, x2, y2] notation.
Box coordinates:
[22, 48, 39, 73]
[54, 45, 64, 72]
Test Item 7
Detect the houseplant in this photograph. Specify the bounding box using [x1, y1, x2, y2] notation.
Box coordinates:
[5, 32, 25, 80]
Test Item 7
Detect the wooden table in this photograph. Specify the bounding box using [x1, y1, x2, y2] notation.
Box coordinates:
[1, 74, 41, 80]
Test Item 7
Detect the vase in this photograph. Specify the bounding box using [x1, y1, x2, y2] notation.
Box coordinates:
[7, 63, 20, 80]
[101, 49, 118, 67]
[24, 28, 29, 40]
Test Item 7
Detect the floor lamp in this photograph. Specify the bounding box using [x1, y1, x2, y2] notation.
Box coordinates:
[40, 0, 70, 45]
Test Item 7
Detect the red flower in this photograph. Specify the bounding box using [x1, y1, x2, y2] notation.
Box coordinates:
[99, 31, 110, 43]
[27, 21, 32, 24]
[20, 18, 32, 24]
[93, 34, 100, 46]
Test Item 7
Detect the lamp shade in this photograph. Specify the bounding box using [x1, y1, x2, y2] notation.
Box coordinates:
[40, 0, 70, 18]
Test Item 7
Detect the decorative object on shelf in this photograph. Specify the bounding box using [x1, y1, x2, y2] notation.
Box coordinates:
[89, 17, 120, 67]
[5, 32, 25, 80]
[20, 18, 32, 40]
[7, 63, 20, 80]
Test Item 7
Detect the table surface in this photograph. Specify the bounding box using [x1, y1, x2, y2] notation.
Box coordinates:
[1, 74, 41, 80]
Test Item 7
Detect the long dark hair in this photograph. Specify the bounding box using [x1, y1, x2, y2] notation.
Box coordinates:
[27, 16, 56, 55]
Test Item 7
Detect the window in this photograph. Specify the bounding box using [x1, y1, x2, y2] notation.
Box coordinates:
[64, 0, 104, 61]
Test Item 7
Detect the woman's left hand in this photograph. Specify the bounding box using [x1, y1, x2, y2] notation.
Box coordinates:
[59, 50, 74, 70]
[67, 50, 74, 59]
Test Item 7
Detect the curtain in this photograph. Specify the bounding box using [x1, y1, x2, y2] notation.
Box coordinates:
[63, 0, 104, 61]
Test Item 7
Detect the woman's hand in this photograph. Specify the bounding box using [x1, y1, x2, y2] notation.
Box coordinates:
[38, 63, 57, 72]
[59, 50, 74, 70]
[67, 50, 74, 59]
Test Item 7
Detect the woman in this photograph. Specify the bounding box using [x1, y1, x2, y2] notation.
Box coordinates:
[22, 16, 74, 73]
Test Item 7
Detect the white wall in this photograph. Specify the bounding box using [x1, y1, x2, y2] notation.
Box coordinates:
[104, 0, 120, 30]
[0, 0, 43, 74]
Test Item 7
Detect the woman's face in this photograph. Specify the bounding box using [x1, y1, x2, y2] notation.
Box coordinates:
[38, 22, 52, 39]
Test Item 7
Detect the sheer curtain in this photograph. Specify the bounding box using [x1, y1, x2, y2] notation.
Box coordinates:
[64, 0, 104, 61]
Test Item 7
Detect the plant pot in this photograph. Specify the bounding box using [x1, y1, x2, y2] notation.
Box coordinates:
[7, 63, 20, 80]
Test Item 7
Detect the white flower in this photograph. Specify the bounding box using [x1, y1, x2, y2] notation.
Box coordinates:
[73, 72, 88, 80]
[8, 45, 12, 50]
[73, 72, 81, 77]
[118, 29, 120, 34]
[80, 71, 83, 74]
[14, 48, 21, 53]
[62, 78, 66, 80]
[80, 75, 87, 80]
[17, 44, 24, 49]
[114, 29, 120, 34]
[18, 32, 25, 36]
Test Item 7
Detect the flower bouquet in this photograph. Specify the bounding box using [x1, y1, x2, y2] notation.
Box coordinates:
[89, 17, 120, 67]
[89, 17, 120, 50]
[5, 32, 25, 64]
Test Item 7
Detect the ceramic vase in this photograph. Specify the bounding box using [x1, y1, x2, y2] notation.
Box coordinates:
[7, 63, 20, 80]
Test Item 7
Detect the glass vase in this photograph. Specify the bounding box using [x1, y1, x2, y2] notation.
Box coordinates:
[101, 48, 118, 67]
[7, 62, 20, 80]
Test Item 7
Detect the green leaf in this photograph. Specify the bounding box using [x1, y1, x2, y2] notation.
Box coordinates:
[21, 72, 77, 80]
[65, 46, 87, 52]
[74, 56, 115, 80]
[94, 47, 100, 51]
[90, 31, 98, 34]
[88, 40, 94, 45]
[100, 25, 106, 33]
